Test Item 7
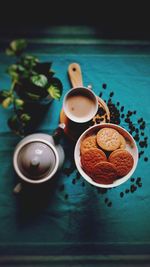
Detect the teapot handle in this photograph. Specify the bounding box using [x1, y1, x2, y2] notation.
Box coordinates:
[52, 123, 66, 144]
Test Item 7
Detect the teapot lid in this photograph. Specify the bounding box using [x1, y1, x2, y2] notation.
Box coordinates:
[16, 141, 56, 180]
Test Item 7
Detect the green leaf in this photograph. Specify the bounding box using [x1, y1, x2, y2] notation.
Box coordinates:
[21, 55, 39, 68]
[26, 92, 41, 100]
[7, 115, 24, 136]
[15, 98, 24, 107]
[47, 85, 61, 100]
[20, 113, 31, 122]
[31, 74, 48, 88]
[2, 97, 12, 108]
[0, 90, 12, 103]
[47, 78, 63, 100]
[8, 115, 19, 130]
[5, 48, 15, 56]
[10, 39, 27, 53]
[7, 64, 19, 81]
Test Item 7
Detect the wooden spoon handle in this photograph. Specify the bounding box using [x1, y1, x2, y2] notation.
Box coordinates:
[68, 63, 83, 88]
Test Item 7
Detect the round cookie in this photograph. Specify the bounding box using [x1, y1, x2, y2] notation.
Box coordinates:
[81, 148, 107, 175]
[119, 134, 126, 149]
[97, 128, 121, 151]
[80, 135, 98, 155]
[91, 161, 117, 184]
[108, 149, 134, 177]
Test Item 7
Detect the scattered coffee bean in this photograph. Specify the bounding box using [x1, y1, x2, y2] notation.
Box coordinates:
[99, 92, 103, 97]
[121, 106, 124, 112]
[72, 178, 76, 185]
[65, 194, 69, 200]
[137, 182, 142, 187]
[117, 102, 120, 106]
[121, 114, 125, 118]
[105, 198, 109, 203]
[130, 184, 137, 193]
[107, 201, 112, 207]
[110, 92, 114, 97]
[120, 192, 124, 198]
[125, 189, 129, 194]
[130, 178, 135, 182]
[136, 177, 141, 182]
[138, 118, 143, 123]
[102, 83, 107, 89]
[144, 157, 148, 162]
[82, 181, 85, 187]
[140, 123, 146, 130]
[134, 134, 140, 142]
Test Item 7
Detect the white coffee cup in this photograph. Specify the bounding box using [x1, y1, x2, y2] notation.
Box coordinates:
[63, 63, 98, 123]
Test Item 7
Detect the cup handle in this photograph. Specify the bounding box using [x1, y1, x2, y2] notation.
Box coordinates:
[68, 63, 83, 88]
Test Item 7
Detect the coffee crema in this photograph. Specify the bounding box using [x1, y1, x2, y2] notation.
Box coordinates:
[65, 93, 96, 119]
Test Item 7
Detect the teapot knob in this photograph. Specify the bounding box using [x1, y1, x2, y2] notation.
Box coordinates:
[30, 157, 40, 168]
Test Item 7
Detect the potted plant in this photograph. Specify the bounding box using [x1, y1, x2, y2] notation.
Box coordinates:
[0, 39, 63, 136]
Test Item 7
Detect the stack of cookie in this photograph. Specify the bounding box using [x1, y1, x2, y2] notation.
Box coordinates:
[80, 128, 134, 184]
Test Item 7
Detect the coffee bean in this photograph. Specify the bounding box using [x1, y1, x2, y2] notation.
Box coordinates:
[65, 194, 69, 199]
[130, 184, 136, 193]
[110, 92, 114, 97]
[99, 92, 103, 97]
[138, 118, 143, 123]
[144, 157, 148, 162]
[137, 182, 142, 187]
[120, 192, 124, 198]
[102, 83, 107, 89]
[130, 178, 135, 182]
[105, 198, 109, 203]
[121, 106, 124, 112]
[121, 114, 125, 118]
[72, 178, 76, 184]
[134, 134, 139, 142]
[125, 189, 129, 194]
[107, 202, 112, 207]
[82, 182, 85, 187]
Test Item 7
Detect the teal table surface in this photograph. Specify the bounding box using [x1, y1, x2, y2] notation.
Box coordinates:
[0, 35, 150, 257]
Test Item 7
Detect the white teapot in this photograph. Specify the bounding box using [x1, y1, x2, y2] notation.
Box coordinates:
[13, 124, 65, 192]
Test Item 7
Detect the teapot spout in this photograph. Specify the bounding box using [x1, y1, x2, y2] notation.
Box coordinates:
[52, 123, 66, 144]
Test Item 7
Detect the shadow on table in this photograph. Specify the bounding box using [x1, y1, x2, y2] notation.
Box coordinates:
[15, 172, 60, 226]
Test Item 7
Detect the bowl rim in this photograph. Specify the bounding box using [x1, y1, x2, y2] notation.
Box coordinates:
[74, 123, 139, 188]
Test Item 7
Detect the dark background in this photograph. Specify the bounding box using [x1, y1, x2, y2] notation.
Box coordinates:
[0, 0, 150, 39]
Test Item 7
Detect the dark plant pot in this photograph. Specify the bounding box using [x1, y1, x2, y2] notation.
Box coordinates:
[15, 82, 53, 106]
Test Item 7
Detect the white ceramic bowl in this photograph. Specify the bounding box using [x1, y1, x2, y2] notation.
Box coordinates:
[74, 123, 138, 188]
